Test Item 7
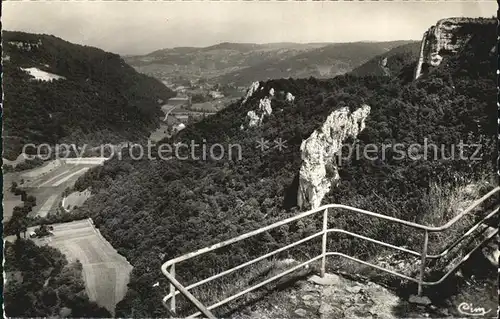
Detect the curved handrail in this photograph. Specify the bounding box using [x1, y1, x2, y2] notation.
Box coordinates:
[427, 206, 499, 259]
[162, 268, 216, 319]
[184, 226, 499, 318]
[160, 186, 499, 317]
[419, 186, 499, 231]
[422, 227, 498, 286]
[161, 186, 499, 270]
[160, 226, 420, 304]
[161, 206, 499, 303]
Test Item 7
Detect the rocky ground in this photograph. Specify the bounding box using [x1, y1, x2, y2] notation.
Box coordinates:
[231, 273, 402, 319]
[230, 268, 498, 319]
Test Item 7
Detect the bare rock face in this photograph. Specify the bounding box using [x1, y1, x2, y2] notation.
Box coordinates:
[380, 57, 388, 67]
[247, 110, 260, 127]
[415, 18, 476, 79]
[8, 39, 42, 52]
[242, 81, 260, 105]
[286, 92, 295, 103]
[297, 104, 370, 209]
[245, 89, 274, 128]
[259, 97, 272, 116]
[379, 57, 390, 76]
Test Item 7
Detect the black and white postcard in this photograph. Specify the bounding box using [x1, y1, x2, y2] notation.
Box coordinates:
[2, 1, 498, 318]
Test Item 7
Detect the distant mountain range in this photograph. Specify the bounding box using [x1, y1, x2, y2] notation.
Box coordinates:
[124, 41, 418, 87]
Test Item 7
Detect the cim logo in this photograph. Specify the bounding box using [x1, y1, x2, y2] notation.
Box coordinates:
[457, 302, 492, 316]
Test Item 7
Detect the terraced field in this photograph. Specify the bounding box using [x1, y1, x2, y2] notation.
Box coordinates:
[33, 219, 133, 314]
[10, 159, 106, 218]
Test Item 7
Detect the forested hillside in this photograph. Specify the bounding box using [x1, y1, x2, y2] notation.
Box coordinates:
[350, 42, 421, 79]
[2, 31, 175, 160]
[51, 19, 496, 316]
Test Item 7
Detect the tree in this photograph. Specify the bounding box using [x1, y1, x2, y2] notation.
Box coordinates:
[10, 181, 18, 193]
[34, 224, 51, 238]
[6, 208, 28, 240]
[26, 195, 37, 208]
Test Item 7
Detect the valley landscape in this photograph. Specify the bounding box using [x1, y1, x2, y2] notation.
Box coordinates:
[2, 2, 498, 319]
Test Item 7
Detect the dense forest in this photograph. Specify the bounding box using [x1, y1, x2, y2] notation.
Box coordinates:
[10, 19, 496, 317]
[3, 239, 111, 317]
[2, 31, 175, 160]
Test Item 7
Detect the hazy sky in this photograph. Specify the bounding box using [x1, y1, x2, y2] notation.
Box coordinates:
[3, 1, 496, 55]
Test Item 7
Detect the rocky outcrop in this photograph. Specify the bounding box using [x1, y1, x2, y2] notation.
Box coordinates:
[414, 31, 428, 79]
[247, 110, 260, 127]
[297, 104, 370, 209]
[247, 97, 273, 127]
[379, 57, 390, 76]
[8, 39, 42, 51]
[242, 81, 260, 105]
[259, 97, 272, 116]
[233, 273, 401, 319]
[243, 84, 275, 127]
[415, 18, 480, 79]
[242, 84, 294, 128]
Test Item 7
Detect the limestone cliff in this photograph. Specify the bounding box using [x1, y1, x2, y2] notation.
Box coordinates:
[297, 104, 370, 209]
[414, 17, 485, 79]
[244, 96, 273, 127]
[379, 57, 390, 76]
[241, 81, 276, 128]
[242, 81, 260, 105]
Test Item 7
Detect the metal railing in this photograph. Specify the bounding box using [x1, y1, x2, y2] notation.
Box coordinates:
[161, 186, 499, 318]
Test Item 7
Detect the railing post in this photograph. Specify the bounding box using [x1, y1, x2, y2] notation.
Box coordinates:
[417, 230, 429, 296]
[169, 264, 176, 314]
[321, 208, 328, 277]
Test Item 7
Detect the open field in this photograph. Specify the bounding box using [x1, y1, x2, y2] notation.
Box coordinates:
[4, 158, 107, 219]
[149, 123, 171, 143]
[20, 159, 63, 180]
[3, 172, 22, 222]
[3, 191, 24, 222]
[5, 219, 133, 315]
[188, 97, 236, 112]
[62, 189, 92, 212]
[24, 164, 94, 217]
